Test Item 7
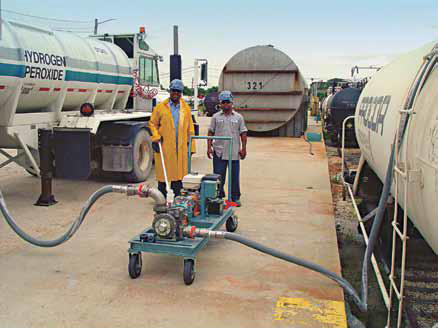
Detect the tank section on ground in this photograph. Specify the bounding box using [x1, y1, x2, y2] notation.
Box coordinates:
[218, 45, 308, 137]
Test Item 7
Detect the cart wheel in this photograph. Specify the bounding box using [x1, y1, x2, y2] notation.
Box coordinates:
[183, 259, 195, 285]
[128, 253, 142, 279]
[226, 215, 238, 232]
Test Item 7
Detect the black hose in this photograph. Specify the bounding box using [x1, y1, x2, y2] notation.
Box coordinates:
[0, 185, 114, 247]
[223, 232, 367, 312]
[360, 139, 396, 306]
[222, 144, 396, 313]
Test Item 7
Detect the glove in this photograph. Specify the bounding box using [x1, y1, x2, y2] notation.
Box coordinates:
[152, 142, 160, 153]
[207, 147, 213, 159]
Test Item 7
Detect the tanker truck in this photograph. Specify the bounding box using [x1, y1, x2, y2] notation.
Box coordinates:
[354, 41, 437, 255]
[0, 20, 163, 182]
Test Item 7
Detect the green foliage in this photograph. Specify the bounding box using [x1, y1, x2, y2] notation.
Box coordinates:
[183, 86, 193, 96]
[182, 86, 218, 97]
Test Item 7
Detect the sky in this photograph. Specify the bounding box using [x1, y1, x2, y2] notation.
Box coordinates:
[3, 0, 437, 87]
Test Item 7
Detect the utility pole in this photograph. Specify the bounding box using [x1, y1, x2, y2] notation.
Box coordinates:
[94, 18, 98, 35]
[170, 25, 182, 81]
[173, 25, 178, 55]
[193, 60, 199, 112]
[94, 18, 116, 35]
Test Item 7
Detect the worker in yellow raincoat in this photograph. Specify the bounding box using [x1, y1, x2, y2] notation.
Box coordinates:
[149, 79, 195, 198]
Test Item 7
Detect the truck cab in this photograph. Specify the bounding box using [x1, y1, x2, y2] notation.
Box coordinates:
[92, 29, 163, 111]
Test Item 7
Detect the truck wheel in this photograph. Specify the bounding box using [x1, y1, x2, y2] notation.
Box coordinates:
[125, 129, 153, 182]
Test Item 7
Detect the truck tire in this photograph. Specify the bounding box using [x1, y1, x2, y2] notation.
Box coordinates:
[125, 129, 153, 182]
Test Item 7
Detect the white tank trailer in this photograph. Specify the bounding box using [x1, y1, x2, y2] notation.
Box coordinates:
[354, 42, 437, 254]
[219, 45, 308, 137]
[0, 20, 161, 181]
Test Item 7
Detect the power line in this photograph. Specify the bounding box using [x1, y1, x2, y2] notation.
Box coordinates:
[159, 66, 194, 77]
[2, 9, 93, 23]
[54, 29, 93, 34]
[54, 27, 94, 31]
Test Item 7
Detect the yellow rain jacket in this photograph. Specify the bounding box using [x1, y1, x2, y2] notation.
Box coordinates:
[149, 98, 195, 182]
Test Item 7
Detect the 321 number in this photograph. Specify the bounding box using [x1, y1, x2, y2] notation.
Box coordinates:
[247, 81, 263, 90]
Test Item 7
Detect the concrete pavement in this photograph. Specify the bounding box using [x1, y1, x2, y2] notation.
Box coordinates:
[0, 116, 346, 327]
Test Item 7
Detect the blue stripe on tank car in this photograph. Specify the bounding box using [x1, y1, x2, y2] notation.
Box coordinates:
[0, 63, 26, 78]
[65, 70, 133, 85]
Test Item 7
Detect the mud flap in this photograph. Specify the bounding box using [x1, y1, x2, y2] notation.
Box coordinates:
[53, 128, 91, 179]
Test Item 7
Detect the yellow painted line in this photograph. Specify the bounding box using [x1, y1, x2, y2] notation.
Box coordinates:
[274, 297, 347, 327]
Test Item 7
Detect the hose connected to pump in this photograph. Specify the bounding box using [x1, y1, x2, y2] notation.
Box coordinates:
[0, 158, 395, 313]
[0, 186, 114, 247]
[0, 176, 392, 312]
[180, 143, 397, 313]
[0, 184, 165, 248]
[183, 227, 365, 312]
[0, 142, 397, 313]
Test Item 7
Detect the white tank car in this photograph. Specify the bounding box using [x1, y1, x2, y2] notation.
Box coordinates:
[354, 42, 437, 254]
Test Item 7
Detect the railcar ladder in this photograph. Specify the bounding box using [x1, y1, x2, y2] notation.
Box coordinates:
[386, 106, 411, 328]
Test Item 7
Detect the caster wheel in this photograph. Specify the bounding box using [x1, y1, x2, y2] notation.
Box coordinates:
[128, 253, 142, 279]
[183, 259, 195, 285]
[226, 215, 238, 232]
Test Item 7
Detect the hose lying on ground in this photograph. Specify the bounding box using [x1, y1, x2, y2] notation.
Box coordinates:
[0, 142, 396, 313]
[226, 144, 395, 313]
[0, 185, 114, 247]
[223, 231, 366, 312]
[190, 140, 397, 313]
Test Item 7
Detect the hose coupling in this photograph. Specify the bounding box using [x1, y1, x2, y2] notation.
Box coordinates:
[111, 185, 137, 196]
[183, 226, 226, 239]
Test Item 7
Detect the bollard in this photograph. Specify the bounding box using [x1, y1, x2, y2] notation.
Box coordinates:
[35, 128, 57, 206]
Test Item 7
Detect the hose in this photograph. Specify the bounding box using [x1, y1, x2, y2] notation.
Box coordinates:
[220, 148, 396, 313]
[222, 232, 367, 312]
[360, 136, 396, 306]
[0, 185, 114, 247]
[187, 139, 396, 314]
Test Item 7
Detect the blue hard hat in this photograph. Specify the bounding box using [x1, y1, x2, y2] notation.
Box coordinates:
[169, 79, 184, 91]
[218, 90, 233, 102]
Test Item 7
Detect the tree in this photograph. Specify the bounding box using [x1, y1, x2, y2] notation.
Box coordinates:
[183, 86, 193, 96]
[182, 86, 218, 97]
[206, 86, 218, 94]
